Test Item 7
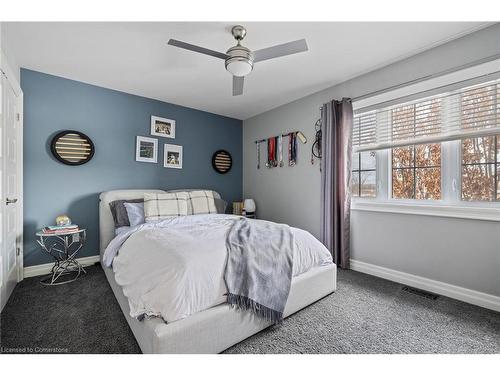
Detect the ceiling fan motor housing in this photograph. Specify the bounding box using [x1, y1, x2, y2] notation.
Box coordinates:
[225, 45, 254, 77]
[231, 25, 247, 41]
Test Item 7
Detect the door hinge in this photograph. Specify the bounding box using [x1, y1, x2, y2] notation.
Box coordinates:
[16, 113, 20, 122]
[17, 247, 20, 256]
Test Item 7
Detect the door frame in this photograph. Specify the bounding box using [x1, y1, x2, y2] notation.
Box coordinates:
[1, 56, 24, 283]
[16, 90, 23, 281]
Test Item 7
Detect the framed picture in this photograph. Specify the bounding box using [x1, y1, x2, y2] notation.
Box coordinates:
[135, 136, 158, 163]
[151, 115, 175, 139]
[164, 144, 183, 169]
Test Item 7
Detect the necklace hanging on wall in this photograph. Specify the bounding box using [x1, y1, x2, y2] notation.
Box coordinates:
[278, 135, 283, 167]
[256, 142, 261, 169]
[267, 137, 277, 168]
[265, 138, 270, 168]
[311, 117, 322, 167]
[288, 132, 297, 166]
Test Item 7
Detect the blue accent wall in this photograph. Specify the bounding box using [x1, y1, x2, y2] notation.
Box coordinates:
[22, 69, 242, 267]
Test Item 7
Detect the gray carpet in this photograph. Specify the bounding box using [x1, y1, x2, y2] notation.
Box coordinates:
[1, 265, 499, 354]
[1, 265, 141, 354]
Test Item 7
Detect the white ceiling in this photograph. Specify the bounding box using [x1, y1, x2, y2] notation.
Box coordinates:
[2, 22, 490, 119]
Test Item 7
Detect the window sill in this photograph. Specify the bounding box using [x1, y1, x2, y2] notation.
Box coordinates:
[351, 201, 500, 222]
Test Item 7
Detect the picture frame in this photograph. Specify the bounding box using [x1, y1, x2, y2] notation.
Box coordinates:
[151, 115, 176, 139]
[164, 144, 183, 169]
[135, 136, 158, 163]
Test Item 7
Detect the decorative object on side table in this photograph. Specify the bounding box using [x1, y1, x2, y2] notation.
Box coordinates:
[55, 214, 72, 226]
[36, 218, 87, 285]
[232, 201, 243, 216]
[232, 201, 256, 218]
[243, 198, 256, 219]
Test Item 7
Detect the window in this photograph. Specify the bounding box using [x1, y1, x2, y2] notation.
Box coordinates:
[460, 83, 500, 202]
[352, 151, 377, 197]
[352, 111, 377, 198]
[461, 135, 499, 201]
[352, 77, 500, 209]
[390, 100, 442, 200]
[352, 112, 376, 150]
[392, 144, 441, 199]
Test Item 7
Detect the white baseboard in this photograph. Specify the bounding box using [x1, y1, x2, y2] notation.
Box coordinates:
[23, 255, 101, 278]
[350, 259, 500, 313]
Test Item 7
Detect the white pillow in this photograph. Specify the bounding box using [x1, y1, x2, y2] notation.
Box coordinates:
[144, 192, 189, 222]
[188, 190, 217, 215]
[124, 202, 145, 227]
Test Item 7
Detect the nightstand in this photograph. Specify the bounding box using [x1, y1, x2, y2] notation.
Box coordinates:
[35, 229, 87, 285]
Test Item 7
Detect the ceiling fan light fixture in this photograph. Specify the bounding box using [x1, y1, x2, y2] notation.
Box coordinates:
[226, 59, 253, 77]
[225, 44, 254, 77]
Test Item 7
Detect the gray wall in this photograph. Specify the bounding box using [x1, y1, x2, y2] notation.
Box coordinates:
[243, 24, 500, 297]
[23, 69, 242, 267]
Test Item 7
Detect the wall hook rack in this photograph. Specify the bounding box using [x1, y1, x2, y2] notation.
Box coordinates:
[254, 131, 307, 169]
[254, 131, 307, 144]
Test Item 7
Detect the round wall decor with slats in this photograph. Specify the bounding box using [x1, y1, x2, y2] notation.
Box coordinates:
[50, 130, 95, 166]
[212, 150, 232, 174]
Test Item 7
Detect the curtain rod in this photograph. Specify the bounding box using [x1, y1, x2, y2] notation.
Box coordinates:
[319, 53, 500, 110]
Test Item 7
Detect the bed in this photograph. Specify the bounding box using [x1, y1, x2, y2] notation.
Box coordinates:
[99, 189, 336, 354]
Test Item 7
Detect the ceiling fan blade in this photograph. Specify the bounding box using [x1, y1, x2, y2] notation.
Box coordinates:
[233, 76, 244, 96]
[168, 39, 229, 60]
[253, 39, 308, 63]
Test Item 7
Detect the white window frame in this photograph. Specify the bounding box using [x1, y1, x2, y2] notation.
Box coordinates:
[351, 151, 378, 198]
[351, 59, 500, 221]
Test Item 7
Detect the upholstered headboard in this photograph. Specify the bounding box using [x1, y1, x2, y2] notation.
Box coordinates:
[98, 189, 222, 257]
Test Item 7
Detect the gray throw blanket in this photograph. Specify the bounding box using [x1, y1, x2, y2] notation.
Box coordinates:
[225, 218, 295, 323]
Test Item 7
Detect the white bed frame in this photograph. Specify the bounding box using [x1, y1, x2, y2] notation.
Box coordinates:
[99, 189, 336, 354]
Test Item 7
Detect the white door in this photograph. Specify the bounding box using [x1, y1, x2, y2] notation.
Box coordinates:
[0, 72, 22, 311]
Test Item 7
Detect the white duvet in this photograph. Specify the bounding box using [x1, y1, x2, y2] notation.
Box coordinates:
[103, 214, 333, 323]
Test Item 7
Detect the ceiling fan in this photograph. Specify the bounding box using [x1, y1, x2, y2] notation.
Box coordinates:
[167, 25, 308, 96]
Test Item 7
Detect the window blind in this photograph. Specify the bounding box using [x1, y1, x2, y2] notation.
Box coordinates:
[353, 79, 500, 152]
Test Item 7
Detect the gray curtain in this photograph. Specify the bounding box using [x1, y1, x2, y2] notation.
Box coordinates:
[320, 98, 353, 269]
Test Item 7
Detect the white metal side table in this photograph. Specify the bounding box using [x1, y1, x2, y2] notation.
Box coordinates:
[35, 229, 87, 285]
